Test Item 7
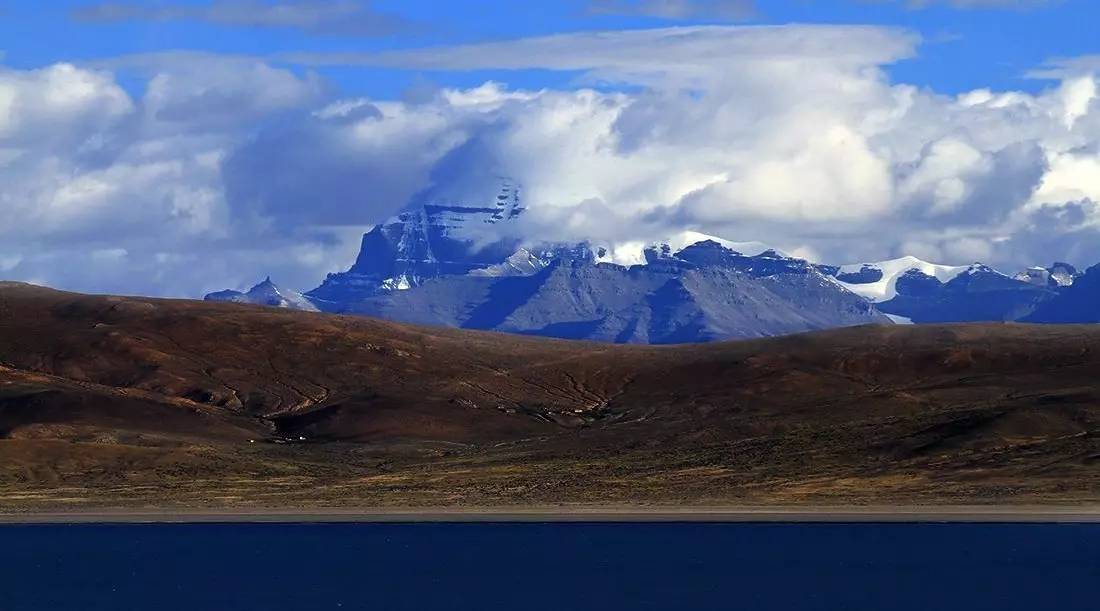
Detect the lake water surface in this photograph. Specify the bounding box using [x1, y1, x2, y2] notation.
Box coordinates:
[1, 522, 1097, 610]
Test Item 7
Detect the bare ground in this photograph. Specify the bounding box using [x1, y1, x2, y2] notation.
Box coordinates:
[1, 281, 1098, 511]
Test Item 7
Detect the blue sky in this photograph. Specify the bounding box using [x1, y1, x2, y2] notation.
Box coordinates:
[2, 1, 1100, 297]
[3, 0, 1097, 96]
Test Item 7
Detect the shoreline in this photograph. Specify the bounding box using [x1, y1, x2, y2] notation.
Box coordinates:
[3, 506, 1100, 524]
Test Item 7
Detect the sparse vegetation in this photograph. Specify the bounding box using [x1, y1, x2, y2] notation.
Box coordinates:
[1, 282, 1098, 510]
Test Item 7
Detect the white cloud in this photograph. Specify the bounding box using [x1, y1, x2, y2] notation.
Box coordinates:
[284, 25, 919, 88]
[899, 138, 991, 215]
[0, 63, 132, 147]
[4, 25, 1100, 298]
[1032, 150, 1100, 204]
[0, 56, 350, 297]
[95, 52, 327, 129]
[279, 25, 1099, 268]
[1029, 55, 1100, 80]
[679, 122, 895, 222]
[1055, 76, 1097, 129]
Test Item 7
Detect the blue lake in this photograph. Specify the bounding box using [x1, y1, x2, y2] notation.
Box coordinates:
[1, 522, 1097, 610]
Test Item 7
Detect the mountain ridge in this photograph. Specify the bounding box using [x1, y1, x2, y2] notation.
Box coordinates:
[205, 185, 1093, 342]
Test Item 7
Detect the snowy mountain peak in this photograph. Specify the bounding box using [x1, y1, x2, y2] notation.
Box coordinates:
[835, 256, 975, 303]
[469, 247, 551, 278]
[403, 177, 524, 234]
[1050, 262, 1080, 287]
[1015, 262, 1080, 288]
[592, 231, 781, 267]
[205, 278, 318, 312]
[1014, 266, 1048, 284]
[306, 180, 529, 304]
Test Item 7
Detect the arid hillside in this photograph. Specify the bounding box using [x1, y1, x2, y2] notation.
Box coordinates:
[0, 281, 1098, 509]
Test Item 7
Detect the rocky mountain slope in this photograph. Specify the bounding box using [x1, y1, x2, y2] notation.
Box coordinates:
[205, 277, 318, 312]
[209, 192, 891, 342]
[205, 182, 1097, 341]
[833, 258, 1060, 323]
[307, 180, 525, 305]
[1023, 263, 1100, 323]
[331, 240, 888, 343]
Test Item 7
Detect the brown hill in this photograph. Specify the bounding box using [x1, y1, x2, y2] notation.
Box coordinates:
[0, 281, 1098, 509]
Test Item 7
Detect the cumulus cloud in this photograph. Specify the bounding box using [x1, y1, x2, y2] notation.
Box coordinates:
[282, 25, 1099, 269]
[222, 94, 473, 230]
[0, 55, 354, 297]
[993, 199, 1100, 267]
[0, 63, 132, 148]
[4, 24, 1100, 298]
[71, 0, 410, 37]
[101, 52, 328, 128]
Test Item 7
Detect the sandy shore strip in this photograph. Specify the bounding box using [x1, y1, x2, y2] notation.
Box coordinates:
[2, 506, 1100, 523]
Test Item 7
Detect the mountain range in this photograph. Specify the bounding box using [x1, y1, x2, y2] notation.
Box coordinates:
[206, 181, 1098, 343]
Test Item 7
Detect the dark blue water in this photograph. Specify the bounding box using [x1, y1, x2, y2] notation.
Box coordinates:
[1, 523, 1098, 610]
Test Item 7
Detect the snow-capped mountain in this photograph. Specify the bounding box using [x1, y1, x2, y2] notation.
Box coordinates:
[306, 179, 525, 306]
[207, 218, 889, 343]
[590, 231, 780, 268]
[334, 238, 887, 343]
[202, 180, 1100, 342]
[831, 257, 1057, 323]
[1013, 262, 1080, 288]
[1049, 263, 1081, 287]
[1024, 263, 1100, 323]
[833, 256, 972, 303]
[468, 247, 551, 278]
[205, 277, 319, 312]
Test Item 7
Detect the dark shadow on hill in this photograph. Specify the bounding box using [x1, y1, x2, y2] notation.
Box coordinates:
[461, 262, 556, 330]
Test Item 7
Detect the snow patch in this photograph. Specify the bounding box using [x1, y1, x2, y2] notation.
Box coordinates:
[665, 231, 779, 258]
[884, 313, 914, 325]
[380, 275, 414, 291]
[593, 231, 781, 267]
[835, 256, 971, 303]
[469, 248, 549, 277]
